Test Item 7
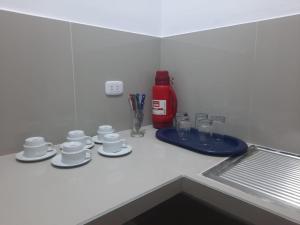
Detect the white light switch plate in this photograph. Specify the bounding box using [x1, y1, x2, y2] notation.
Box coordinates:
[105, 81, 124, 96]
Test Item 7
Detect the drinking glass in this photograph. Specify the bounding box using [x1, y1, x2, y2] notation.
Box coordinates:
[196, 118, 212, 146]
[131, 111, 144, 137]
[174, 112, 189, 128]
[177, 120, 191, 141]
[195, 113, 208, 128]
[210, 115, 226, 142]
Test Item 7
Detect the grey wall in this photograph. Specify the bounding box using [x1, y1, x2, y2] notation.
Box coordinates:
[1, 10, 300, 155]
[161, 15, 300, 154]
[0, 10, 160, 155]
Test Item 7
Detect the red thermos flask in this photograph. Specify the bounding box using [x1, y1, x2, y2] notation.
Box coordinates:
[152, 70, 177, 128]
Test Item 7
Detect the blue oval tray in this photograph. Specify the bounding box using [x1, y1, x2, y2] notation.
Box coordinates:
[156, 128, 247, 157]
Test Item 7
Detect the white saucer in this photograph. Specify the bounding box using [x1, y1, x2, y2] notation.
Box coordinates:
[86, 142, 95, 149]
[51, 153, 91, 168]
[16, 148, 57, 162]
[92, 136, 103, 144]
[98, 145, 132, 157]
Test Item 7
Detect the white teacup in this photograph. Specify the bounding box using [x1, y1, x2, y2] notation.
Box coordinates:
[97, 125, 114, 141]
[23, 137, 53, 158]
[61, 141, 84, 153]
[67, 130, 92, 146]
[102, 133, 126, 153]
[61, 142, 90, 164]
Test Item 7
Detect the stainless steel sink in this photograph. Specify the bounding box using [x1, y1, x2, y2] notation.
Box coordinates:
[204, 145, 300, 208]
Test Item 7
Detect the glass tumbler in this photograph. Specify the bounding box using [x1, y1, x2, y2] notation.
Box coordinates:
[196, 119, 212, 146]
[210, 115, 226, 141]
[195, 113, 208, 128]
[174, 112, 189, 128]
[130, 111, 144, 137]
[177, 120, 191, 141]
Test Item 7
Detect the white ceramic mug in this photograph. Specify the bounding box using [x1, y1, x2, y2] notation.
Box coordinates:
[97, 125, 114, 141]
[102, 133, 126, 153]
[23, 137, 53, 158]
[66, 130, 92, 146]
[61, 142, 91, 164]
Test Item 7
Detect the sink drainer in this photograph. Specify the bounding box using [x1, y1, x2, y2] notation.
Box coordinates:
[204, 145, 300, 208]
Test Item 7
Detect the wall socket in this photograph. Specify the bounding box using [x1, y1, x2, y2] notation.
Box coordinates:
[105, 81, 124, 96]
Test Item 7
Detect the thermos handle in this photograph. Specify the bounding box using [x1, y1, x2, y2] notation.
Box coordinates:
[170, 87, 177, 117]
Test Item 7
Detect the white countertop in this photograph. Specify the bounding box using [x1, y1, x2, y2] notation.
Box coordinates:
[0, 126, 299, 225]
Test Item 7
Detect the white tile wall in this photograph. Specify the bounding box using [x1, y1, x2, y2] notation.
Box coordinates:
[161, 15, 300, 154]
[0, 10, 160, 155]
[1, 9, 299, 155]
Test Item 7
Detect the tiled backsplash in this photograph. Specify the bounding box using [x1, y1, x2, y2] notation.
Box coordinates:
[1, 10, 300, 155]
[161, 15, 300, 154]
[0, 10, 160, 155]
